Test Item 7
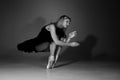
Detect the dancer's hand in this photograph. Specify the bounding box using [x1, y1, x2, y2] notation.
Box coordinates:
[70, 42, 80, 47]
[68, 31, 77, 39]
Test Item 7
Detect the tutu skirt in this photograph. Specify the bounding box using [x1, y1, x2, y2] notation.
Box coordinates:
[17, 38, 50, 53]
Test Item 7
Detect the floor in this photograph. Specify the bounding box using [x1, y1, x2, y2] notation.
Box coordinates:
[0, 53, 120, 80]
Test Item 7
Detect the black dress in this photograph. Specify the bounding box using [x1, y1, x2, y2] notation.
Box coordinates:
[17, 23, 66, 53]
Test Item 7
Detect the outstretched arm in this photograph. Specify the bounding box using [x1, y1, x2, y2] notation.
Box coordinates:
[61, 37, 71, 43]
[62, 31, 77, 43]
[48, 24, 71, 46]
[47, 24, 79, 47]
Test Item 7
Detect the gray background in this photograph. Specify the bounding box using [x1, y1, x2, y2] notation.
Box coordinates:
[0, 0, 119, 61]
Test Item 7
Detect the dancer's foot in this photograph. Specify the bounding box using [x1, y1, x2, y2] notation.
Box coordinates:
[47, 61, 56, 69]
[46, 56, 54, 69]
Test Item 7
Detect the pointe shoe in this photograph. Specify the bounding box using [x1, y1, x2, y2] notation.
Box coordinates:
[46, 61, 54, 69]
[46, 56, 54, 69]
[46, 62, 50, 69]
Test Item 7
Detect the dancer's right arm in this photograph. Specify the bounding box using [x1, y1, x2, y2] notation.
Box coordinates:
[47, 24, 79, 47]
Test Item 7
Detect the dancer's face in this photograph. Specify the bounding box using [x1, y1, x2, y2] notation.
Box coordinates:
[62, 18, 70, 28]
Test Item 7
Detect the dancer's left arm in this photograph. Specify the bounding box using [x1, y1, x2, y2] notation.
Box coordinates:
[61, 31, 77, 43]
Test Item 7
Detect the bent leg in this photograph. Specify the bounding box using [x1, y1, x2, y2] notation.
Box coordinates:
[47, 42, 56, 69]
[54, 46, 62, 65]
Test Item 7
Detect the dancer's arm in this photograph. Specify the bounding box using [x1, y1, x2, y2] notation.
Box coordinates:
[62, 31, 77, 43]
[48, 25, 79, 47]
[61, 37, 71, 43]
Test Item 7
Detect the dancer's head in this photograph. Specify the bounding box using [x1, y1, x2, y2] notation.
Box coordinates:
[57, 15, 71, 28]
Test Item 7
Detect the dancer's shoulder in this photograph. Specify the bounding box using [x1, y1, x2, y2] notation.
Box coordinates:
[45, 23, 56, 31]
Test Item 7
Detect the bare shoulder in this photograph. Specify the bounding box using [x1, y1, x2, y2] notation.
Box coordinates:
[45, 23, 55, 31]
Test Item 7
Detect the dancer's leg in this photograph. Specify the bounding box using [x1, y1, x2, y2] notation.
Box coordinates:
[46, 42, 56, 69]
[54, 46, 62, 65]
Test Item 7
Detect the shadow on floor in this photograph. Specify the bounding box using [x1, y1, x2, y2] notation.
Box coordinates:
[54, 34, 98, 68]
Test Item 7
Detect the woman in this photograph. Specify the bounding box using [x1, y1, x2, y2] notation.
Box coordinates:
[17, 15, 80, 69]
